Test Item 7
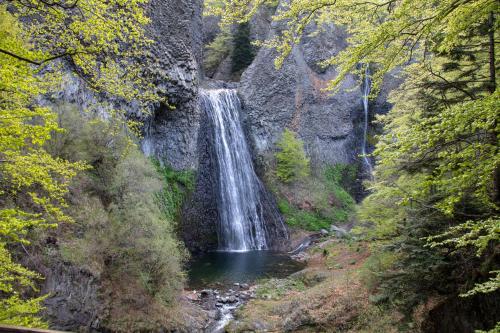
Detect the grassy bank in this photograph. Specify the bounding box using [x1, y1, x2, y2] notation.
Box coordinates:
[226, 238, 405, 332]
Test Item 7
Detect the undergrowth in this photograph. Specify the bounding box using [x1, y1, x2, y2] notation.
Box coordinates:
[152, 160, 195, 223]
[270, 163, 357, 231]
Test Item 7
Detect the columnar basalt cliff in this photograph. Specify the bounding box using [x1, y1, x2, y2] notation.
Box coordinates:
[140, 0, 204, 170]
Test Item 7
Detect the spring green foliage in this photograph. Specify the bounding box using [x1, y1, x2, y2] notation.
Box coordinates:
[1, 0, 159, 324]
[206, 0, 497, 92]
[356, 14, 498, 329]
[4, 0, 160, 106]
[50, 106, 185, 318]
[203, 23, 256, 78]
[203, 1, 258, 78]
[277, 199, 330, 231]
[0, 7, 87, 326]
[476, 322, 500, 333]
[359, 66, 499, 310]
[0, 247, 47, 328]
[275, 129, 310, 183]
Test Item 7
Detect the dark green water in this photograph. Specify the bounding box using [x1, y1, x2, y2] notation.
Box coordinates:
[187, 251, 305, 289]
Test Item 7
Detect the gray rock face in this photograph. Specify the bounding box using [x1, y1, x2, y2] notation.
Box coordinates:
[239, 22, 366, 172]
[141, 0, 204, 170]
[41, 262, 104, 332]
[181, 107, 220, 253]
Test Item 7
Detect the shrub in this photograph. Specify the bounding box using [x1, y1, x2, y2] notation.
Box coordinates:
[49, 105, 186, 309]
[275, 129, 310, 183]
[273, 163, 356, 231]
[277, 199, 330, 231]
[152, 160, 195, 223]
[324, 163, 357, 196]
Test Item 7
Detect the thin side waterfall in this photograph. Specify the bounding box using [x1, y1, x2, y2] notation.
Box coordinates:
[361, 65, 373, 176]
[201, 89, 268, 251]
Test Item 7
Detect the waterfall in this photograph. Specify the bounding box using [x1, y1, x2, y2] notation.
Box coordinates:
[361, 65, 373, 176]
[201, 89, 269, 251]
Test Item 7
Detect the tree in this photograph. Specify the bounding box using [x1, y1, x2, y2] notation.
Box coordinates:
[357, 23, 498, 323]
[204, 27, 233, 75]
[2, 0, 161, 106]
[0, 7, 87, 326]
[51, 106, 186, 304]
[275, 129, 310, 182]
[206, 0, 497, 92]
[231, 22, 255, 75]
[0, 0, 156, 325]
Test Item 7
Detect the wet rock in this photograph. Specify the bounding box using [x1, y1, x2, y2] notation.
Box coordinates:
[207, 310, 219, 319]
[200, 289, 212, 297]
[291, 252, 309, 262]
[330, 225, 349, 238]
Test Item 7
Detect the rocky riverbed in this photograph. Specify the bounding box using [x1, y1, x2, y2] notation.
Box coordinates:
[185, 283, 257, 333]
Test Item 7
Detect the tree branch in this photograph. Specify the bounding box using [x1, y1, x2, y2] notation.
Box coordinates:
[0, 48, 76, 65]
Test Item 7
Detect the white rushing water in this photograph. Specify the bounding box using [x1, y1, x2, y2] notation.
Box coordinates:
[201, 89, 268, 251]
[361, 65, 373, 176]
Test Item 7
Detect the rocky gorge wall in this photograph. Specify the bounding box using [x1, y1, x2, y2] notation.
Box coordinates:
[239, 23, 364, 172]
[140, 0, 204, 170]
[147, 1, 397, 251]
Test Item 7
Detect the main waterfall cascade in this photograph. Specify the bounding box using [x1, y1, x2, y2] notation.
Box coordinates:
[201, 89, 278, 252]
[361, 65, 373, 176]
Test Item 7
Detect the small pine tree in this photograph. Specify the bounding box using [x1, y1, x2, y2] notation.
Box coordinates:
[275, 129, 310, 183]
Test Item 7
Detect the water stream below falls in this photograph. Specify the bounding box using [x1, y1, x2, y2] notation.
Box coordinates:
[188, 251, 305, 333]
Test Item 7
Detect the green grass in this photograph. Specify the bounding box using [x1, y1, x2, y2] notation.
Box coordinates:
[255, 278, 306, 300]
[278, 199, 331, 231]
[274, 163, 357, 231]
